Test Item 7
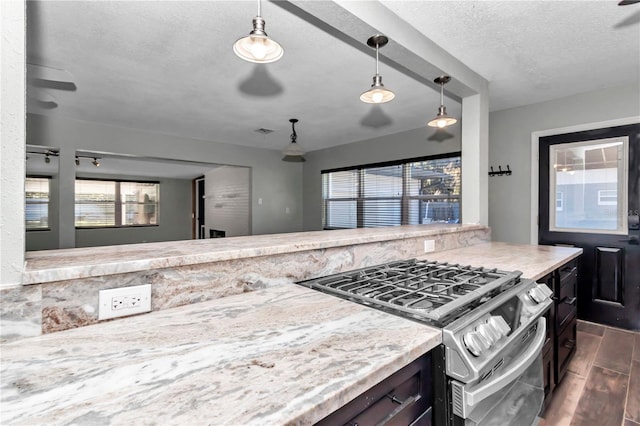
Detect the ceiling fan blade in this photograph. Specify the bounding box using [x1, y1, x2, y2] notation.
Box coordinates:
[27, 63, 77, 91]
[618, 0, 640, 5]
[29, 78, 77, 91]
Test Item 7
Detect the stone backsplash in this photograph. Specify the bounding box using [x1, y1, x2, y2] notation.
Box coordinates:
[1, 226, 490, 342]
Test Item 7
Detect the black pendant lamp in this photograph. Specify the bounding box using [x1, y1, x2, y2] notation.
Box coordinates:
[282, 118, 305, 162]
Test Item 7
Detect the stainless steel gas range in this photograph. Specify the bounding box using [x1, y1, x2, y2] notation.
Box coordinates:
[298, 259, 553, 426]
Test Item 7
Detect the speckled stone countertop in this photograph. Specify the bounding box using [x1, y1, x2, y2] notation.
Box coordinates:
[422, 242, 583, 280]
[1, 284, 441, 425]
[23, 224, 485, 284]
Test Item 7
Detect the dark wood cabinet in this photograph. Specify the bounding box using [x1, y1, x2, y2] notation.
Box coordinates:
[554, 258, 578, 385]
[540, 256, 580, 413]
[315, 353, 432, 426]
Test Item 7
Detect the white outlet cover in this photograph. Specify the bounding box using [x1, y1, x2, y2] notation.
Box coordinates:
[98, 284, 151, 320]
[424, 240, 435, 253]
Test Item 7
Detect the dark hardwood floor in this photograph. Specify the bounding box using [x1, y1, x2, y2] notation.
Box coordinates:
[540, 321, 640, 426]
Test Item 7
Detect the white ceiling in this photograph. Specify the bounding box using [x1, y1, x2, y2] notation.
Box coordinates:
[27, 0, 640, 156]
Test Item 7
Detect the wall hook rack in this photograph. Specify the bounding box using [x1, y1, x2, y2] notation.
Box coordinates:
[488, 165, 512, 177]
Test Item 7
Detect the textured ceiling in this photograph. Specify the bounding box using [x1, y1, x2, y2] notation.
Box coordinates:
[26, 0, 639, 156]
[383, 0, 640, 112]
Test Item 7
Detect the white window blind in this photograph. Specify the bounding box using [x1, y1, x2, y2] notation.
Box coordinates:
[322, 154, 461, 229]
[75, 179, 159, 228]
[25, 177, 50, 230]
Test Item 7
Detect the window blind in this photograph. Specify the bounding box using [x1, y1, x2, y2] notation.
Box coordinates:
[25, 177, 50, 229]
[75, 179, 159, 228]
[322, 154, 461, 229]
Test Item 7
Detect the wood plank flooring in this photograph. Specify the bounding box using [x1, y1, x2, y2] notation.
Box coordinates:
[540, 321, 640, 426]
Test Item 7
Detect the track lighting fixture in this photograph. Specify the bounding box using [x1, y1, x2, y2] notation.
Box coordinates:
[26, 149, 59, 162]
[427, 75, 458, 128]
[360, 34, 395, 104]
[75, 154, 102, 167]
[233, 0, 283, 63]
[282, 118, 305, 162]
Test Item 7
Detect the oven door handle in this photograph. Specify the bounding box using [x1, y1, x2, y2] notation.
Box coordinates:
[457, 316, 546, 410]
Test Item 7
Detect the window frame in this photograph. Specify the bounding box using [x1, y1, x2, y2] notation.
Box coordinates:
[74, 178, 160, 229]
[322, 152, 462, 229]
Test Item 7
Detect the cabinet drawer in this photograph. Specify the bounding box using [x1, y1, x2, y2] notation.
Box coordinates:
[556, 296, 577, 331]
[558, 259, 578, 284]
[555, 315, 577, 384]
[315, 353, 431, 426]
[558, 278, 576, 304]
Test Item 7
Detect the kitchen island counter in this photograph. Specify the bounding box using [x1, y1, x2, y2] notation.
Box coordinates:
[1, 283, 441, 425]
[422, 242, 582, 280]
[23, 224, 487, 285]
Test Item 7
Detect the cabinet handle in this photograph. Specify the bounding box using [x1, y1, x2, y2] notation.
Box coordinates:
[386, 394, 403, 405]
[565, 297, 577, 305]
[379, 394, 420, 425]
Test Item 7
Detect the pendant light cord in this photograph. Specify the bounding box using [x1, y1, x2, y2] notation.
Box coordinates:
[375, 44, 380, 76]
[440, 81, 444, 106]
[257, 0, 261, 17]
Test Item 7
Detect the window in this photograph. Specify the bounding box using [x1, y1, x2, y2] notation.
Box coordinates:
[597, 190, 617, 206]
[322, 154, 461, 229]
[75, 179, 159, 227]
[25, 177, 50, 230]
[549, 137, 628, 234]
[556, 192, 563, 211]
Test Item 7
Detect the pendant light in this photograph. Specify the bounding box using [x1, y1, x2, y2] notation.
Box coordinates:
[233, 0, 283, 64]
[282, 118, 305, 162]
[360, 35, 395, 104]
[428, 75, 458, 128]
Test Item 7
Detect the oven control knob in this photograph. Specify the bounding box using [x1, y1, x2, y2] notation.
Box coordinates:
[528, 284, 552, 304]
[463, 331, 488, 357]
[477, 322, 500, 345]
[487, 315, 511, 337]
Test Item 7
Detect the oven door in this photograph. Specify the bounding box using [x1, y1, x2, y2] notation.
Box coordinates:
[451, 317, 546, 426]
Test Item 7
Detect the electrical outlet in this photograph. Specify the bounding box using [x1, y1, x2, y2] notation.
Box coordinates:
[424, 239, 435, 253]
[99, 284, 151, 320]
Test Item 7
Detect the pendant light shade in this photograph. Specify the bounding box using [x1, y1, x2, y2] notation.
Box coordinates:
[282, 118, 306, 162]
[360, 35, 395, 104]
[233, 0, 283, 63]
[428, 75, 458, 128]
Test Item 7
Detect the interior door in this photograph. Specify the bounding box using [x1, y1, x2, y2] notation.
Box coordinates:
[538, 123, 639, 331]
[194, 177, 205, 239]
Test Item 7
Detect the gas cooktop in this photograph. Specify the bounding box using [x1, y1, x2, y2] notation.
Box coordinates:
[297, 259, 523, 326]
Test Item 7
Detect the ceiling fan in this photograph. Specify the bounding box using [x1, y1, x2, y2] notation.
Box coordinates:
[618, 0, 640, 5]
[26, 62, 76, 110]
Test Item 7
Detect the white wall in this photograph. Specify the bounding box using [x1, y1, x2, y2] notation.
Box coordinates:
[204, 166, 250, 237]
[1, 0, 26, 287]
[489, 83, 640, 244]
[302, 125, 462, 231]
[26, 113, 304, 241]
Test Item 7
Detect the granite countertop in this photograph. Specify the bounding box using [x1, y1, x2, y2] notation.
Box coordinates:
[0, 283, 441, 425]
[422, 242, 583, 280]
[23, 224, 485, 284]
